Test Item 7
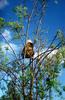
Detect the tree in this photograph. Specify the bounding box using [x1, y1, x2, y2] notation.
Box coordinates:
[0, 0, 65, 100]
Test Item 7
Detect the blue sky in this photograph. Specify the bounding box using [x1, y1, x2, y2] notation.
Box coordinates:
[0, 0, 65, 39]
[0, 0, 65, 99]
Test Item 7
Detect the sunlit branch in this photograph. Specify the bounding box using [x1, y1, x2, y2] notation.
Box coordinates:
[1, 34, 23, 68]
[1, 34, 17, 58]
[34, 41, 63, 78]
[25, 0, 38, 43]
[0, 64, 22, 92]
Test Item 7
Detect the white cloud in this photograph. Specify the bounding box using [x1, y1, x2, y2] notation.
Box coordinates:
[1, 43, 18, 53]
[33, 48, 47, 59]
[1, 43, 19, 62]
[33, 48, 58, 59]
[60, 60, 65, 65]
[2, 29, 11, 41]
[0, 42, 22, 64]
[48, 49, 58, 58]
[54, 0, 59, 4]
[0, 0, 8, 9]
[1, 43, 19, 58]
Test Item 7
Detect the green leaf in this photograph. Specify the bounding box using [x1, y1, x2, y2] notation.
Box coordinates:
[63, 86, 65, 91]
[5, 46, 9, 50]
[0, 17, 5, 28]
[13, 33, 21, 40]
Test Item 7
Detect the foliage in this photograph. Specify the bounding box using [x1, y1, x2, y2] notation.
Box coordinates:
[0, 18, 5, 28]
[0, 0, 65, 100]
